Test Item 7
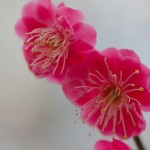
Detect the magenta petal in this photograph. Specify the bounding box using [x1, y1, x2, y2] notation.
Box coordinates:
[69, 40, 94, 53]
[34, 4, 52, 24]
[62, 65, 89, 102]
[22, 0, 55, 25]
[36, 0, 53, 9]
[119, 49, 140, 61]
[56, 16, 74, 34]
[22, 17, 47, 31]
[94, 140, 132, 150]
[73, 23, 96, 47]
[94, 140, 113, 150]
[63, 78, 89, 104]
[56, 7, 84, 26]
[15, 19, 28, 40]
[58, 2, 65, 7]
[113, 140, 132, 150]
[36, 0, 56, 25]
[22, 2, 35, 17]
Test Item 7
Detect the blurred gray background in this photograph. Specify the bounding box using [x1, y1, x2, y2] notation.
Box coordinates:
[0, 0, 150, 149]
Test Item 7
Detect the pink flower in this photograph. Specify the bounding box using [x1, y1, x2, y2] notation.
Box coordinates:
[94, 139, 132, 150]
[15, 0, 96, 82]
[62, 48, 150, 139]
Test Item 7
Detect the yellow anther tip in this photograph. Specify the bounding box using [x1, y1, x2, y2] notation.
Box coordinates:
[123, 135, 128, 139]
[113, 74, 116, 78]
[135, 70, 140, 74]
[101, 108, 106, 113]
[139, 87, 144, 92]
[24, 41, 28, 44]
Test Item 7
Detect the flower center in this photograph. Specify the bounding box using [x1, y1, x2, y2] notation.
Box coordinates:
[94, 57, 144, 111]
[24, 27, 71, 75]
[100, 88, 121, 113]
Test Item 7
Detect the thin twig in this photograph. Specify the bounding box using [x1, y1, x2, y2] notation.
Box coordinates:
[133, 136, 145, 150]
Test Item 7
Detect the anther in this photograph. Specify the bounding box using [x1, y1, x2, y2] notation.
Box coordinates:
[24, 41, 29, 45]
[139, 87, 144, 92]
[101, 108, 106, 113]
[123, 135, 128, 139]
[135, 70, 139, 74]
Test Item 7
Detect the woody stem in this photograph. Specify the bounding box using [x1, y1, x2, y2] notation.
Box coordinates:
[133, 136, 145, 150]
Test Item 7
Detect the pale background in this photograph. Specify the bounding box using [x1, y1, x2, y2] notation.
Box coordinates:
[0, 0, 150, 149]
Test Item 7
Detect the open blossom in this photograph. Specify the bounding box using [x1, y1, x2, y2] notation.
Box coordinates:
[15, 0, 96, 82]
[62, 48, 150, 139]
[94, 139, 132, 150]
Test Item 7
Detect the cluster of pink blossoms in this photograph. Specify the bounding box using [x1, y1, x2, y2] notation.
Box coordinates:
[15, 0, 150, 149]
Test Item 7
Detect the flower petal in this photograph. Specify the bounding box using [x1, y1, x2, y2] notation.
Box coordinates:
[94, 139, 132, 150]
[56, 7, 84, 26]
[94, 140, 113, 150]
[73, 23, 96, 47]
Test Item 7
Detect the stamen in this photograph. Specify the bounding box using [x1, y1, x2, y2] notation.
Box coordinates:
[120, 109, 128, 139]
[74, 85, 89, 89]
[122, 70, 139, 86]
[102, 107, 113, 132]
[125, 94, 142, 105]
[125, 103, 136, 127]
[81, 96, 99, 111]
[52, 52, 64, 75]
[122, 83, 135, 89]
[125, 87, 144, 93]
[95, 70, 109, 84]
[89, 72, 102, 83]
[74, 85, 99, 92]
[99, 109, 106, 126]
[139, 87, 144, 92]
[84, 107, 98, 122]
[132, 103, 145, 122]
[74, 85, 100, 96]
[60, 51, 68, 74]
[118, 71, 123, 86]
[112, 74, 117, 85]
[88, 112, 102, 136]
[112, 109, 117, 134]
[104, 57, 111, 80]
[115, 87, 121, 96]
[117, 96, 124, 108]
[110, 71, 116, 83]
